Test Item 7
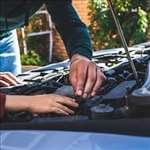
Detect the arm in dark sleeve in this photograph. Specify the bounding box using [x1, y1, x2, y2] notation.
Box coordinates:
[0, 93, 6, 119]
[46, 1, 92, 59]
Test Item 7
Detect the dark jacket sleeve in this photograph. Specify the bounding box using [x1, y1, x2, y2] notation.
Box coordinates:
[0, 93, 6, 119]
[46, 1, 93, 59]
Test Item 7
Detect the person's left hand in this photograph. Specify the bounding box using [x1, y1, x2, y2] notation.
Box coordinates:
[69, 54, 106, 98]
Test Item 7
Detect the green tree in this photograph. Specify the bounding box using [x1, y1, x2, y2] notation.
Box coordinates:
[89, 0, 150, 50]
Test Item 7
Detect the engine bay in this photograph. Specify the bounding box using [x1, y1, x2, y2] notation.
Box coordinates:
[0, 42, 150, 136]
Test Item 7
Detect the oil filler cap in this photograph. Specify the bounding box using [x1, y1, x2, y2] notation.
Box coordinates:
[90, 104, 114, 120]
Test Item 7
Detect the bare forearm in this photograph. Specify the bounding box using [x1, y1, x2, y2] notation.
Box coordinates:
[5, 94, 78, 115]
[5, 95, 29, 112]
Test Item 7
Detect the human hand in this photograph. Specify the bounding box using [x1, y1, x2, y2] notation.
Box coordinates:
[6, 94, 79, 115]
[69, 54, 106, 98]
[0, 72, 22, 87]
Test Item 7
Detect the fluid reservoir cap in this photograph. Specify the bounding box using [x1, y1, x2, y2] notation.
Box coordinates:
[90, 104, 114, 119]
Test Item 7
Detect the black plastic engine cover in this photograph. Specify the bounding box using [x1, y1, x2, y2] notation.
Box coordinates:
[102, 80, 136, 107]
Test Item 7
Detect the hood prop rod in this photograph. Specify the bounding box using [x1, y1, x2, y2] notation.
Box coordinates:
[107, 0, 139, 84]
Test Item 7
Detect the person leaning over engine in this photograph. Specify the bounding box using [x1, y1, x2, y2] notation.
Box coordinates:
[0, 0, 106, 99]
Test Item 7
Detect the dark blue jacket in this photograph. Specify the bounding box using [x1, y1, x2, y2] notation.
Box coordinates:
[0, 0, 92, 59]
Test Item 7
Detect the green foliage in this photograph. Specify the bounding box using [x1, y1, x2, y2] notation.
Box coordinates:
[20, 11, 50, 65]
[89, 0, 149, 50]
[21, 50, 43, 66]
[26, 36, 49, 64]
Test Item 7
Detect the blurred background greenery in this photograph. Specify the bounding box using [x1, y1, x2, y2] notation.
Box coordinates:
[89, 0, 150, 49]
[18, 0, 150, 66]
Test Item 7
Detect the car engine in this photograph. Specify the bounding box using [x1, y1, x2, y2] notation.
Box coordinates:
[0, 42, 150, 136]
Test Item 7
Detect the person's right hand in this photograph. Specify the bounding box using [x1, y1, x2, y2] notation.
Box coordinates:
[6, 94, 79, 115]
[69, 54, 106, 98]
[0, 72, 21, 87]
